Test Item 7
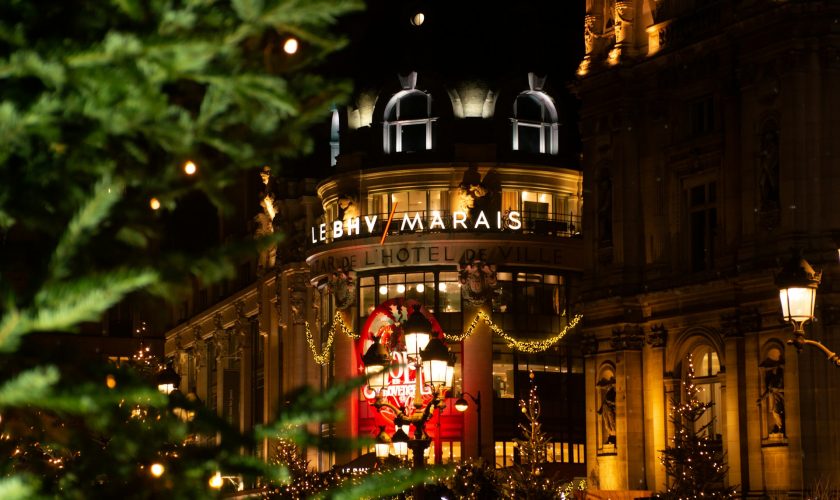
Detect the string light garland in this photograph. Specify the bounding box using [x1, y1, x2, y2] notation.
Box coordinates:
[304, 311, 358, 365]
[445, 311, 583, 353]
[304, 310, 583, 364]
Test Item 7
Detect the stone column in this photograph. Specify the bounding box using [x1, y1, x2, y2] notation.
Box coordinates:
[643, 325, 667, 492]
[462, 303, 493, 461]
[333, 308, 359, 466]
[612, 326, 646, 490]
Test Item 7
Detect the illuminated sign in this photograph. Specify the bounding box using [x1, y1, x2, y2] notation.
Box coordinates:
[356, 299, 448, 423]
[311, 210, 521, 244]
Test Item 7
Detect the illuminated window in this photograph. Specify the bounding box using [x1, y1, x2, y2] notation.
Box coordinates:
[686, 345, 723, 441]
[494, 441, 516, 468]
[384, 90, 436, 153]
[329, 108, 340, 166]
[511, 92, 558, 154]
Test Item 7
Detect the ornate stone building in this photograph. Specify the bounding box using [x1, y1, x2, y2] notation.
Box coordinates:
[577, 0, 840, 495]
[162, 70, 589, 474]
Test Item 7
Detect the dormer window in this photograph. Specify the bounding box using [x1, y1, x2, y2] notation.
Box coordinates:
[383, 90, 435, 154]
[330, 108, 340, 166]
[511, 91, 558, 155]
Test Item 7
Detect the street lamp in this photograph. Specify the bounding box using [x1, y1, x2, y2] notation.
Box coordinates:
[155, 360, 180, 395]
[775, 250, 840, 365]
[455, 391, 482, 459]
[360, 303, 455, 498]
[391, 426, 410, 460]
[375, 426, 392, 460]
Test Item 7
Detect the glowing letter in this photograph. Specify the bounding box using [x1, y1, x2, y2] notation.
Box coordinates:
[430, 212, 445, 229]
[508, 210, 522, 230]
[474, 210, 490, 229]
[319, 223, 327, 241]
[401, 212, 424, 231]
[347, 217, 360, 236]
[333, 220, 343, 239]
[311, 227, 317, 243]
[453, 211, 468, 229]
[364, 215, 378, 233]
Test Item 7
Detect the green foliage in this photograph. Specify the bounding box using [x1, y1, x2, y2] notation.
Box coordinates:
[657, 357, 737, 499]
[444, 459, 504, 500]
[0, 0, 437, 498]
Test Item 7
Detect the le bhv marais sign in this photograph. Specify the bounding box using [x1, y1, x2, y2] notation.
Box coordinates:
[310, 209, 523, 244]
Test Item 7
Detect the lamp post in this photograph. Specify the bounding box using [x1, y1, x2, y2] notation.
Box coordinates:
[360, 304, 455, 499]
[775, 250, 840, 366]
[454, 391, 482, 459]
[155, 360, 180, 395]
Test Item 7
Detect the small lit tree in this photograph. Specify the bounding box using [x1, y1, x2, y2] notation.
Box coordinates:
[505, 380, 564, 500]
[658, 356, 736, 499]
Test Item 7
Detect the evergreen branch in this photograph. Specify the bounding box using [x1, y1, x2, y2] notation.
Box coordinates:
[48, 175, 123, 282]
[0, 366, 60, 407]
[314, 467, 442, 500]
[0, 268, 158, 351]
[0, 476, 39, 500]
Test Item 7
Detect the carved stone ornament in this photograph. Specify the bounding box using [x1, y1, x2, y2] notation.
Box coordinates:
[214, 330, 228, 361]
[614, 1, 635, 47]
[213, 312, 224, 333]
[288, 272, 308, 325]
[459, 260, 500, 309]
[173, 332, 183, 353]
[193, 338, 206, 368]
[647, 324, 668, 348]
[581, 334, 600, 356]
[610, 325, 644, 350]
[721, 307, 761, 338]
[328, 267, 356, 310]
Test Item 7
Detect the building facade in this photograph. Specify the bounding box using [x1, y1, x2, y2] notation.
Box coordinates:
[577, 0, 840, 495]
[162, 71, 589, 475]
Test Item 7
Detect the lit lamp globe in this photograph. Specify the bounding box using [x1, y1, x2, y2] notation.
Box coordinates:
[391, 426, 410, 458]
[454, 397, 469, 412]
[421, 336, 450, 388]
[775, 250, 821, 332]
[362, 336, 391, 393]
[375, 426, 392, 459]
[155, 361, 180, 395]
[403, 304, 432, 357]
[445, 354, 456, 390]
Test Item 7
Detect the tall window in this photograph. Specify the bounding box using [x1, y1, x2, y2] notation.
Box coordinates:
[383, 90, 435, 153]
[688, 346, 722, 440]
[511, 92, 558, 154]
[687, 182, 717, 272]
[329, 108, 340, 166]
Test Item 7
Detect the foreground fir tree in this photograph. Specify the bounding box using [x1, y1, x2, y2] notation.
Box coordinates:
[658, 356, 737, 499]
[0, 0, 432, 497]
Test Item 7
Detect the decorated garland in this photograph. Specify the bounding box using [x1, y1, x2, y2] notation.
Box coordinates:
[304, 311, 357, 366]
[304, 309, 583, 364]
[445, 311, 583, 353]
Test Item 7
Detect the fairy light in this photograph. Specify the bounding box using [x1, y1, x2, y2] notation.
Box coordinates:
[445, 311, 583, 353]
[283, 38, 299, 54]
[302, 309, 583, 364]
[149, 197, 161, 210]
[183, 160, 197, 175]
[150, 462, 165, 477]
[105, 374, 117, 389]
[303, 311, 358, 365]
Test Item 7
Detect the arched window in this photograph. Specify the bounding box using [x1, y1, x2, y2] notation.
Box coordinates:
[329, 108, 340, 167]
[383, 90, 435, 154]
[511, 91, 558, 154]
[686, 345, 723, 441]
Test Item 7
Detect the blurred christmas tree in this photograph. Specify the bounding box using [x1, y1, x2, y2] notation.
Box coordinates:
[658, 356, 737, 499]
[0, 0, 431, 497]
[505, 378, 565, 500]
